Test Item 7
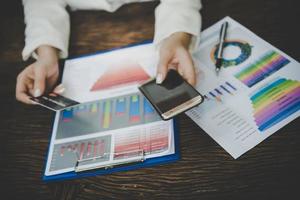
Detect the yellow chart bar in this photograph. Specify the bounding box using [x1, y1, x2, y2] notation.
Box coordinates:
[102, 101, 111, 128]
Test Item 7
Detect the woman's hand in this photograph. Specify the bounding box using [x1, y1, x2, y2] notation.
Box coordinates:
[156, 32, 196, 85]
[16, 45, 61, 104]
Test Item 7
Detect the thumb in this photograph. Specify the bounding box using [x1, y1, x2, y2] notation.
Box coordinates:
[156, 51, 172, 84]
[33, 65, 46, 97]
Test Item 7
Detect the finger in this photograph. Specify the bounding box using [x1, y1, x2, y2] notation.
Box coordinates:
[28, 82, 36, 97]
[46, 71, 59, 92]
[170, 57, 179, 65]
[157, 51, 173, 84]
[17, 92, 36, 105]
[178, 67, 184, 77]
[179, 50, 196, 86]
[33, 64, 47, 97]
[16, 74, 35, 104]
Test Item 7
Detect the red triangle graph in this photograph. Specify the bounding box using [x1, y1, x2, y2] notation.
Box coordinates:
[90, 63, 150, 91]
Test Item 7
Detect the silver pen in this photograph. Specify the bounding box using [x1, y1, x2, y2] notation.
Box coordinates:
[215, 21, 229, 74]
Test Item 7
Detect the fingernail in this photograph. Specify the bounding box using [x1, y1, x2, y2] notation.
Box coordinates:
[179, 70, 184, 76]
[156, 73, 163, 84]
[34, 89, 41, 97]
[30, 100, 38, 105]
[55, 87, 65, 94]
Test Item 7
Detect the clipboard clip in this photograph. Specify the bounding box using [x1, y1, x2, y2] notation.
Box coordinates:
[74, 150, 146, 172]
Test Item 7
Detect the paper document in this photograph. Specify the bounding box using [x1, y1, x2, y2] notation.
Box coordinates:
[186, 17, 300, 159]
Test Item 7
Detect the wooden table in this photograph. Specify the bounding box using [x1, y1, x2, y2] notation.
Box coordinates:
[1, 0, 299, 199]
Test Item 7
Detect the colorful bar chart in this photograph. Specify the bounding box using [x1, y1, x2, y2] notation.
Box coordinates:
[235, 51, 290, 87]
[250, 78, 300, 131]
[57, 92, 160, 139]
[51, 92, 167, 172]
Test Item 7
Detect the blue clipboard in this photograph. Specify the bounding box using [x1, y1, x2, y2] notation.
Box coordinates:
[43, 120, 179, 182]
[42, 41, 180, 182]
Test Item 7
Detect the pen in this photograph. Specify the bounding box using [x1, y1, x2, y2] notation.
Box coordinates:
[215, 21, 229, 74]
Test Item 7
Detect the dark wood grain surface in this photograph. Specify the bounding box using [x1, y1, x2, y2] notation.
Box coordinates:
[0, 0, 299, 199]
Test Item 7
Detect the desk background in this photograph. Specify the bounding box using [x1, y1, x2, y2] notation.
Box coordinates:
[0, 0, 299, 199]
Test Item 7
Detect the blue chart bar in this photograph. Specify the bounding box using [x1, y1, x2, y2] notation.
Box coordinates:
[226, 81, 237, 91]
[144, 97, 155, 116]
[129, 95, 140, 122]
[203, 95, 209, 100]
[215, 88, 223, 95]
[62, 108, 73, 122]
[220, 84, 233, 95]
[116, 98, 126, 116]
[209, 91, 222, 102]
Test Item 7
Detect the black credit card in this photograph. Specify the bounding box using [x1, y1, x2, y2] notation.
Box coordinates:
[30, 93, 80, 111]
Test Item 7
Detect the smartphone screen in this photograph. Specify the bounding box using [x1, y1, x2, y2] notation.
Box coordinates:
[139, 69, 203, 119]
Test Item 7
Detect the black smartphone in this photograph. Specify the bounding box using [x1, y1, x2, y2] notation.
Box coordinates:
[139, 69, 203, 120]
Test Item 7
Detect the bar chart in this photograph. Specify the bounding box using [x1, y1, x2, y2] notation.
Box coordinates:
[56, 92, 161, 139]
[250, 78, 300, 131]
[50, 93, 169, 172]
[50, 135, 112, 172]
[235, 51, 290, 87]
[203, 81, 238, 103]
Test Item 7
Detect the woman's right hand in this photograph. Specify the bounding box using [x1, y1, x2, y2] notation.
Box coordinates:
[16, 45, 61, 104]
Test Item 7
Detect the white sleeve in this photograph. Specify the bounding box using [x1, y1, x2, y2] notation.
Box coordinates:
[154, 0, 202, 51]
[22, 0, 70, 61]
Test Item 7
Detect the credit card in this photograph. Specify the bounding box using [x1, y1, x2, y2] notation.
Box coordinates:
[30, 93, 80, 111]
